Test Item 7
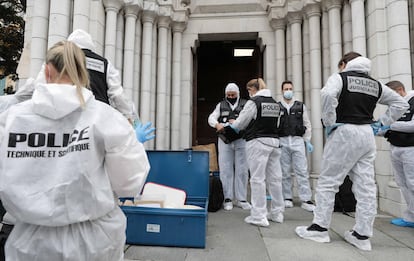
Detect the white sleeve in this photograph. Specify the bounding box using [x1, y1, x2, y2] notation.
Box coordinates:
[390, 114, 414, 132]
[208, 103, 221, 128]
[0, 77, 37, 112]
[104, 119, 150, 197]
[231, 100, 256, 131]
[302, 103, 312, 142]
[377, 84, 409, 126]
[106, 61, 136, 120]
[321, 74, 342, 127]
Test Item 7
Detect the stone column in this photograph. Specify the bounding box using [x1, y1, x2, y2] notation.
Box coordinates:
[306, 3, 323, 176]
[269, 18, 286, 101]
[286, 26, 292, 82]
[48, 0, 71, 48]
[180, 45, 193, 149]
[288, 11, 303, 101]
[166, 28, 172, 148]
[30, 0, 49, 76]
[303, 17, 310, 107]
[150, 25, 157, 144]
[349, 0, 367, 56]
[325, 0, 342, 74]
[123, 4, 140, 100]
[133, 17, 142, 106]
[73, 0, 90, 31]
[116, 10, 125, 79]
[103, 0, 123, 62]
[171, 21, 186, 150]
[17, 0, 34, 81]
[156, 10, 172, 150]
[139, 4, 157, 125]
[321, 9, 330, 82]
[387, 0, 412, 89]
[341, 1, 352, 54]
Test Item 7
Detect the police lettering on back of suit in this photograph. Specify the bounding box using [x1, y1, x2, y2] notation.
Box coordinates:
[229, 78, 285, 227]
[295, 52, 409, 251]
[0, 41, 150, 261]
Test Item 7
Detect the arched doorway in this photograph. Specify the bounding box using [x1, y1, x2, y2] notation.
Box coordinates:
[192, 33, 263, 146]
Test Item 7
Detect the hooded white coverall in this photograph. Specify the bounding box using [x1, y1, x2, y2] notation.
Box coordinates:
[389, 90, 414, 222]
[231, 89, 284, 222]
[314, 57, 409, 237]
[279, 99, 313, 202]
[208, 84, 249, 202]
[67, 29, 136, 121]
[0, 83, 150, 261]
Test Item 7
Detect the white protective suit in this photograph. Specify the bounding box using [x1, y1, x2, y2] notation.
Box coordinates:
[389, 90, 414, 222]
[67, 29, 136, 120]
[279, 99, 313, 202]
[231, 89, 284, 222]
[208, 84, 249, 202]
[0, 83, 150, 261]
[314, 57, 409, 237]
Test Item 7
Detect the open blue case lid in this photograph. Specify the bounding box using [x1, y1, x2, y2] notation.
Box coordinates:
[144, 150, 210, 199]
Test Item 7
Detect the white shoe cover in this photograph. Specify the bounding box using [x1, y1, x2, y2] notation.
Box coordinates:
[223, 201, 233, 211]
[301, 202, 315, 212]
[344, 230, 372, 251]
[244, 216, 269, 227]
[267, 212, 284, 223]
[236, 201, 252, 210]
[295, 226, 330, 243]
[284, 200, 293, 208]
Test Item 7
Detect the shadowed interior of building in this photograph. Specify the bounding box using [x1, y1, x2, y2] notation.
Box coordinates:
[194, 34, 263, 146]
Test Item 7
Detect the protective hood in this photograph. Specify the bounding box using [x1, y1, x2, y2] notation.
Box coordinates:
[32, 83, 93, 120]
[67, 29, 96, 51]
[225, 83, 239, 95]
[225, 83, 240, 105]
[343, 56, 371, 74]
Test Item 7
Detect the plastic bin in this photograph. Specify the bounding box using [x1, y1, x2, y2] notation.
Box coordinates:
[120, 150, 209, 248]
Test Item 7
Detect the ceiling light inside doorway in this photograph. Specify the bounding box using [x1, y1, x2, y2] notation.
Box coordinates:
[234, 48, 254, 57]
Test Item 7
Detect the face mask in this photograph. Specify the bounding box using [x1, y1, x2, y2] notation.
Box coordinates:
[283, 90, 293, 100]
[226, 97, 237, 105]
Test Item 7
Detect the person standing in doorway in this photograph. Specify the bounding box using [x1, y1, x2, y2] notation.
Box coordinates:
[382, 80, 414, 228]
[229, 78, 284, 227]
[295, 52, 408, 251]
[208, 83, 251, 211]
[278, 80, 315, 212]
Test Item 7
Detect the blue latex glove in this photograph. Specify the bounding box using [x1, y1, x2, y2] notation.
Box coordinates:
[370, 121, 382, 135]
[229, 124, 240, 134]
[305, 141, 314, 153]
[376, 125, 390, 136]
[134, 121, 156, 143]
[325, 123, 344, 137]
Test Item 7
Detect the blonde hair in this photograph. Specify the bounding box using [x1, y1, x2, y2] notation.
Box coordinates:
[246, 78, 266, 90]
[46, 41, 90, 107]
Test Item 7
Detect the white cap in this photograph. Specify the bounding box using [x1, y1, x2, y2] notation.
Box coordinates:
[67, 29, 95, 51]
[225, 83, 239, 95]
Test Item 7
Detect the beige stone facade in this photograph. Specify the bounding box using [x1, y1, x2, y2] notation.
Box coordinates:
[18, 0, 414, 217]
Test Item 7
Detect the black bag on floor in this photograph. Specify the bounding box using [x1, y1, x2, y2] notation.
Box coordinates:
[334, 175, 356, 213]
[208, 173, 224, 212]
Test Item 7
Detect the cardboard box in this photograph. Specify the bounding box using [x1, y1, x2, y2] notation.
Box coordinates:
[192, 143, 219, 172]
[120, 150, 209, 248]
